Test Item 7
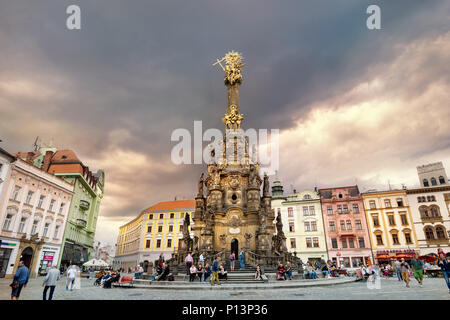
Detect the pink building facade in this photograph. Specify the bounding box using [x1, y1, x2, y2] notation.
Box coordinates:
[319, 186, 373, 269]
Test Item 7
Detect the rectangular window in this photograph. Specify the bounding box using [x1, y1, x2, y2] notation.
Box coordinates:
[43, 223, 50, 237]
[146, 240, 151, 248]
[147, 226, 152, 233]
[54, 225, 60, 239]
[405, 233, 412, 244]
[158, 226, 163, 233]
[369, 200, 376, 209]
[306, 237, 312, 248]
[329, 221, 335, 231]
[388, 215, 395, 226]
[12, 186, 21, 201]
[355, 220, 362, 230]
[38, 195, 45, 208]
[179, 225, 183, 232]
[18, 217, 27, 233]
[327, 206, 333, 215]
[384, 199, 391, 208]
[396, 198, 404, 207]
[170, 213, 174, 219]
[49, 199, 55, 212]
[303, 207, 308, 216]
[178, 239, 183, 250]
[167, 239, 172, 247]
[337, 205, 342, 214]
[149, 214, 153, 220]
[342, 238, 347, 248]
[346, 220, 352, 230]
[313, 237, 319, 248]
[289, 222, 295, 232]
[25, 191, 33, 204]
[348, 238, 355, 248]
[311, 221, 317, 231]
[343, 205, 349, 214]
[159, 214, 164, 219]
[400, 214, 408, 225]
[59, 203, 65, 214]
[392, 233, 399, 245]
[4, 214, 13, 230]
[304, 222, 310, 231]
[290, 238, 296, 248]
[373, 215, 379, 226]
[156, 239, 161, 248]
[376, 234, 383, 245]
[309, 206, 315, 215]
[169, 225, 173, 233]
[358, 237, 365, 248]
[288, 207, 294, 217]
[340, 221, 346, 231]
[331, 238, 338, 249]
[31, 220, 39, 235]
[352, 204, 359, 213]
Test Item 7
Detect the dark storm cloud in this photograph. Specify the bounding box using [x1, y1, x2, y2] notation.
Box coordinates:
[0, 0, 448, 243]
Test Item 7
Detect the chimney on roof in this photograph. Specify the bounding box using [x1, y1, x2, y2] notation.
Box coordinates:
[25, 152, 34, 164]
[42, 150, 54, 172]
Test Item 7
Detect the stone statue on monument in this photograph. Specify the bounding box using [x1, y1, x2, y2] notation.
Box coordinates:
[197, 173, 204, 197]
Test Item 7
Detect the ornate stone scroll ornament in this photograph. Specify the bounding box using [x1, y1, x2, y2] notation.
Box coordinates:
[197, 173, 204, 197]
[219, 234, 227, 249]
[244, 233, 252, 249]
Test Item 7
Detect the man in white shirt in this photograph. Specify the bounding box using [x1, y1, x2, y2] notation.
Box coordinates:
[66, 265, 77, 291]
[199, 252, 205, 267]
[394, 259, 402, 281]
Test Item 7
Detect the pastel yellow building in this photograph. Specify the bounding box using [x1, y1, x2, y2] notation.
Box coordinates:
[114, 200, 195, 271]
[362, 189, 420, 262]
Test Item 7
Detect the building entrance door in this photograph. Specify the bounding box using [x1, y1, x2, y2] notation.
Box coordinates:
[20, 247, 33, 269]
[231, 238, 239, 257]
[0, 248, 12, 278]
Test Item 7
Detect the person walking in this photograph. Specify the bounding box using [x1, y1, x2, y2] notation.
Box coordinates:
[400, 259, 411, 288]
[411, 255, 424, 287]
[66, 265, 77, 291]
[199, 252, 205, 267]
[229, 252, 235, 272]
[210, 257, 220, 286]
[437, 251, 450, 293]
[239, 249, 245, 270]
[43, 265, 60, 300]
[394, 259, 402, 281]
[11, 260, 29, 300]
[185, 253, 193, 276]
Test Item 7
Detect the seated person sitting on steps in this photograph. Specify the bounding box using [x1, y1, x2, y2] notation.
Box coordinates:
[156, 263, 170, 281]
[276, 263, 286, 280]
[254, 265, 262, 280]
[196, 263, 204, 282]
[218, 265, 228, 281]
[189, 264, 198, 282]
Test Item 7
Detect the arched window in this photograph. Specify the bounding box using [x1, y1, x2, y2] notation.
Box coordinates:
[436, 226, 446, 240]
[431, 177, 437, 186]
[439, 176, 446, 184]
[419, 206, 429, 218]
[423, 179, 429, 187]
[303, 194, 311, 200]
[424, 227, 434, 240]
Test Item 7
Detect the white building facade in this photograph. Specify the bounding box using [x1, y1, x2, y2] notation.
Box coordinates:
[0, 157, 74, 278]
[271, 182, 328, 264]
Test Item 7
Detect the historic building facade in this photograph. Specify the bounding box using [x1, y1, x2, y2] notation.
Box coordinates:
[319, 186, 373, 268]
[14, 148, 105, 268]
[115, 200, 195, 271]
[406, 162, 450, 255]
[0, 156, 73, 278]
[271, 183, 328, 264]
[362, 189, 419, 262]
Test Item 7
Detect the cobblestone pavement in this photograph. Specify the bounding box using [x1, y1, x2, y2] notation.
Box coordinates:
[1, 275, 449, 300]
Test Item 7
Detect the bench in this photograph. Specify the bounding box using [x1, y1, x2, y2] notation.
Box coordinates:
[113, 275, 134, 288]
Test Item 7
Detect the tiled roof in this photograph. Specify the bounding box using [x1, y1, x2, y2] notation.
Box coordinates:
[48, 163, 83, 174]
[144, 200, 196, 211]
[50, 150, 81, 163]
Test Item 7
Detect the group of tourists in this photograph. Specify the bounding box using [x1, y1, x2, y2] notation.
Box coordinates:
[94, 270, 121, 288]
[276, 262, 293, 280]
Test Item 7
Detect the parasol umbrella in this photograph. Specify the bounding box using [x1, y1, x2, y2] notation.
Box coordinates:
[83, 259, 110, 267]
[418, 255, 437, 263]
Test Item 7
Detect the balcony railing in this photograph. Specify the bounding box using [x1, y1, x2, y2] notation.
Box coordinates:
[421, 215, 443, 222]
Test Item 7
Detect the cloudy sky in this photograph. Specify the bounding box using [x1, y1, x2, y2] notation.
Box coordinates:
[1, 1, 449, 245]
